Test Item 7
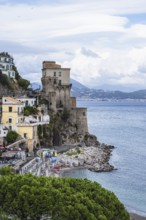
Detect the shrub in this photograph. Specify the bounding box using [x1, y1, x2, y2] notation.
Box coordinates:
[6, 130, 19, 144]
[24, 106, 38, 116]
[0, 72, 12, 89]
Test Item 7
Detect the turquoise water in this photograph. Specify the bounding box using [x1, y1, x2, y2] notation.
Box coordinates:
[63, 101, 146, 216]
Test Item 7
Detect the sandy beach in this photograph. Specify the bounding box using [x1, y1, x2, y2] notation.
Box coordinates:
[130, 213, 146, 220]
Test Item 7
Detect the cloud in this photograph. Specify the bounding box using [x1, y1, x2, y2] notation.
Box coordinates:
[63, 46, 146, 88]
[81, 47, 100, 58]
[0, 0, 146, 90]
[138, 64, 146, 74]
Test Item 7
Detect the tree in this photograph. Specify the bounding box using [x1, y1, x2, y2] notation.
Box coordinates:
[24, 106, 39, 116]
[18, 78, 30, 90]
[6, 130, 19, 144]
[0, 166, 15, 176]
[0, 174, 130, 220]
[0, 72, 12, 89]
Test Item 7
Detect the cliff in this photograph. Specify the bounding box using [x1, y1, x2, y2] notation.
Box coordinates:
[39, 109, 88, 147]
[0, 68, 30, 97]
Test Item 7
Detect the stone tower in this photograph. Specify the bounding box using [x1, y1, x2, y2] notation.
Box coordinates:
[41, 60, 88, 137]
[41, 61, 72, 112]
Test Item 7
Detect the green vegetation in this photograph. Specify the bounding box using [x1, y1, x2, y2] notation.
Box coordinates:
[24, 106, 38, 116]
[0, 209, 20, 220]
[0, 166, 15, 176]
[0, 173, 130, 220]
[0, 52, 11, 58]
[17, 77, 30, 90]
[0, 71, 13, 89]
[66, 147, 82, 156]
[39, 98, 49, 105]
[0, 52, 30, 90]
[12, 63, 30, 89]
[61, 107, 70, 122]
[6, 130, 19, 144]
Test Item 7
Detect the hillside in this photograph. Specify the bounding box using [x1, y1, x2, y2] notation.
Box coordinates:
[71, 79, 146, 99]
[71, 78, 90, 97]
[0, 52, 30, 97]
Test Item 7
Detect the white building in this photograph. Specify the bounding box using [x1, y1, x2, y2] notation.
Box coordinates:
[17, 97, 37, 107]
[0, 52, 16, 79]
[0, 124, 8, 138]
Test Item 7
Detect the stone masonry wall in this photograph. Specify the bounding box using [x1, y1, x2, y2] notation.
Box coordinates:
[70, 107, 88, 135]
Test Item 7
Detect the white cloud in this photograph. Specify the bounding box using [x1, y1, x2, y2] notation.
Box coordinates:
[64, 46, 146, 88]
[0, 0, 146, 90]
[0, 3, 127, 43]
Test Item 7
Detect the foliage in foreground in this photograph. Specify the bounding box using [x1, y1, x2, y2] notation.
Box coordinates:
[0, 208, 20, 220]
[0, 174, 130, 220]
[0, 166, 16, 176]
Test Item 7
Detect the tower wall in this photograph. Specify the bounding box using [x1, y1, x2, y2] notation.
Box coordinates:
[70, 107, 88, 135]
[41, 61, 71, 111]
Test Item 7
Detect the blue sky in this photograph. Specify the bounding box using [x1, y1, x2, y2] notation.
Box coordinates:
[1, 0, 146, 91]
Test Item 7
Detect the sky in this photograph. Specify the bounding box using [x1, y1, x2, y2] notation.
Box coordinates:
[1, 0, 146, 91]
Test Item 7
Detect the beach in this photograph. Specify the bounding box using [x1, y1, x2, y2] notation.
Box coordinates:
[130, 213, 146, 220]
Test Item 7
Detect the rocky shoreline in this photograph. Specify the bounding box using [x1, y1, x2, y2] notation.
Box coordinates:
[57, 143, 115, 173]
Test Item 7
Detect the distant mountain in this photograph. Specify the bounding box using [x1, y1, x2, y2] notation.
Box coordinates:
[29, 82, 42, 90]
[71, 78, 88, 90]
[71, 78, 90, 97]
[93, 84, 146, 92]
[71, 79, 146, 99]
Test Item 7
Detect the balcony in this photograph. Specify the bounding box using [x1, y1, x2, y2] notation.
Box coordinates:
[17, 115, 50, 126]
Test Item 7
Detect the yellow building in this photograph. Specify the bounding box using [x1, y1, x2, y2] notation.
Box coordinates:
[2, 96, 24, 131]
[17, 124, 38, 152]
[1, 96, 49, 152]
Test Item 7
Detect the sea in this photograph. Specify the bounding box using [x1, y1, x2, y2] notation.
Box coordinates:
[63, 100, 146, 216]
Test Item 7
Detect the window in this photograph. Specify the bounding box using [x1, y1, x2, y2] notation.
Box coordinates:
[54, 79, 56, 84]
[26, 100, 28, 106]
[59, 80, 61, 85]
[59, 72, 61, 77]
[9, 107, 12, 112]
[83, 112, 86, 116]
[24, 133, 27, 138]
[54, 72, 56, 77]
[9, 126, 12, 130]
[8, 118, 12, 123]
